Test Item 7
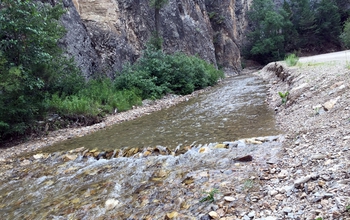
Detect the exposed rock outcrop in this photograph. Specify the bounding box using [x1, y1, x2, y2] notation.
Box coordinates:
[55, 0, 251, 77]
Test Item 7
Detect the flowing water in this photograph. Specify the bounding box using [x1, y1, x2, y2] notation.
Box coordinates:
[0, 74, 282, 219]
[38, 74, 279, 153]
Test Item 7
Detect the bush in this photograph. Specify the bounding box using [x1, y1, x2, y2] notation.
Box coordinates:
[284, 53, 299, 66]
[0, 0, 77, 140]
[115, 48, 224, 99]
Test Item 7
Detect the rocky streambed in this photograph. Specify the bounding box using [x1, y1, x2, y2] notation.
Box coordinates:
[0, 136, 282, 219]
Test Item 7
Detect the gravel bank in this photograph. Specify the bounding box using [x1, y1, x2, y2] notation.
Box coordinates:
[249, 60, 350, 219]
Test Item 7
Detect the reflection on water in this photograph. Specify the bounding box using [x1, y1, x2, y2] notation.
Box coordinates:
[40, 74, 279, 152]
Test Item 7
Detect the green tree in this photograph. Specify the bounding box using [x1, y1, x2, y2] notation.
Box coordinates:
[289, 0, 318, 49]
[340, 19, 350, 48]
[281, 0, 298, 51]
[315, 0, 341, 48]
[149, 0, 169, 50]
[246, 0, 290, 63]
[0, 0, 78, 140]
[334, 0, 350, 24]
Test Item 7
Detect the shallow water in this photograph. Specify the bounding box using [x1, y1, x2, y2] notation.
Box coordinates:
[41, 74, 279, 152]
[0, 74, 282, 219]
[0, 138, 282, 219]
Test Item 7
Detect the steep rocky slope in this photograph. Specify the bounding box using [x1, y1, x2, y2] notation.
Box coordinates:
[53, 0, 250, 77]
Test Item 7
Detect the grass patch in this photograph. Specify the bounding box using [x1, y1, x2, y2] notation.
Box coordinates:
[47, 78, 142, 118]
[297, 61, 337, 67]
[278, 91, 289, 104]
[200, 188, 219, 203]
[346, 61, 350, 69]
[285, 54, 299, 66]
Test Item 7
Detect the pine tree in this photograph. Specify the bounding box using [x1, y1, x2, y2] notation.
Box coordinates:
[246, 0, 290, 63]
[315, 0, 341, 48]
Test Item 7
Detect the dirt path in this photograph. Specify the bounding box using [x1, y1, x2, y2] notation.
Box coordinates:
[299, 50, 350, 63]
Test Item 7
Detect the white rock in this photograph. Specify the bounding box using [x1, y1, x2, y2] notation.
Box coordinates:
[269, 190, 278, 196]
[282, 207, 293, 213]
[323, 97, 339, 111]
[224, 196, 235, 202]
[294, 175, 311, 186]
[105, 198, 119, 211]
[208, 211, 219, 219]
[278, 169, 288, 179]
[311, 154, 327, 160]
[247, 211, 256, 218]
[33, 153, 44, 159]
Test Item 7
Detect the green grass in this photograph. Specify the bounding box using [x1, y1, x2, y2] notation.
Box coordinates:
[346, 61, 350, 69]
[278, 91, 289, 104]
[200, 188, 219, 203]
[297, 61, 337, 68]
[285, 54, 299, 66]
[47, 78, 142, 117]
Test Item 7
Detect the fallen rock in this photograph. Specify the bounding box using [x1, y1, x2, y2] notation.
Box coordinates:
[105, 198, 119, 211]
[323, 97, 339, 111]
[63, 154, 78, 162]
[208, 211, 219, 219]
[166, 211, 179, 219]
[223, 196, 235, 202]
[294, 175, 312, 187]
[214, 144, 228, 149]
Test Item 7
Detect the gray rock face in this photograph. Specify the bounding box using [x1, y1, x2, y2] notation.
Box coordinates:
[59, 0, 100, 78]
[55, 0, 247, 78]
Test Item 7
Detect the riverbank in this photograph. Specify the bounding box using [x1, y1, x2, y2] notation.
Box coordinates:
[0, 89, 214, 160]
[253, 60, 350, 219]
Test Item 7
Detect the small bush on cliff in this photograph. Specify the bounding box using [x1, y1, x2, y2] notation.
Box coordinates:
[114, 48, 224, 99]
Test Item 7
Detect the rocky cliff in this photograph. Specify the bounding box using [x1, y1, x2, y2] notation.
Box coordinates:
[57, 0, 250, 77]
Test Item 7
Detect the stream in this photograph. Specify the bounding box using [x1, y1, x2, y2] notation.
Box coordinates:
[37, 74, 279, 153]
[0, 74, 282, 219]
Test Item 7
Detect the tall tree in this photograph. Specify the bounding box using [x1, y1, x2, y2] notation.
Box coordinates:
[0, 0, 78, 139]
[315, 0, 341, 48]
[289, 0, 318, 49]
[281, 0, 298, 51]
[246, 0, 290, 63]
[340, 19, 350, 48]
[334, 0, 350, 24]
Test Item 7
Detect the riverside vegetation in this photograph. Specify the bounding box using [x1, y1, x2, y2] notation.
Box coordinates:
[0, 0, 223, 144]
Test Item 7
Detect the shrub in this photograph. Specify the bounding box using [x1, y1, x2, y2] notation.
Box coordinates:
[0, 0, 80, 140]
[285, 53, 299, 66]
[115, 48, 224, 99]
